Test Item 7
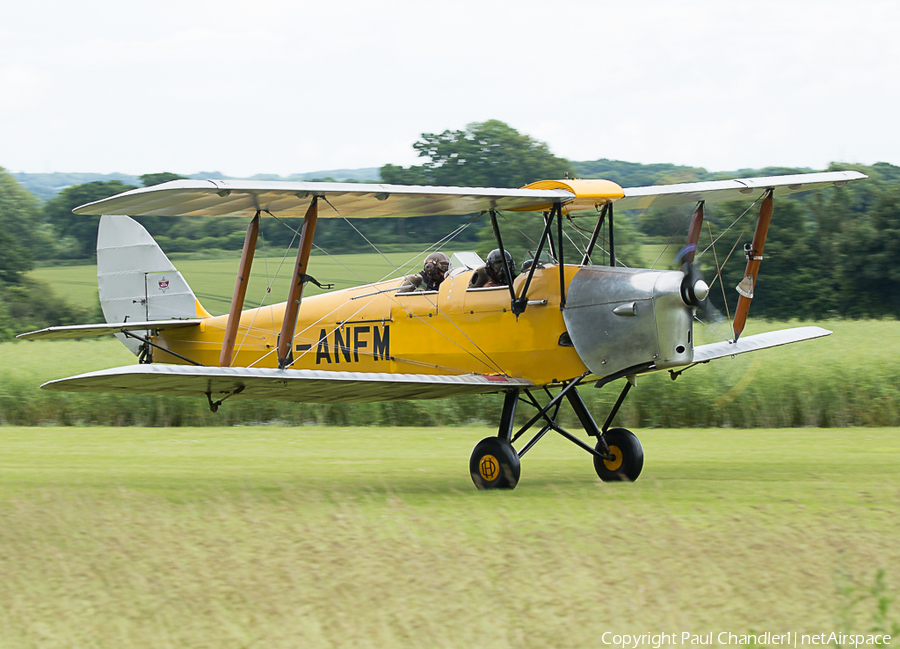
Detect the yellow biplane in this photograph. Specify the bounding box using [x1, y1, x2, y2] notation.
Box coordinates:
[19, 170, 866, 489]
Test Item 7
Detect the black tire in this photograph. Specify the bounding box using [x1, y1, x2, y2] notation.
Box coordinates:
[469, 437, 521, 490]
[594, 428, 643, 482]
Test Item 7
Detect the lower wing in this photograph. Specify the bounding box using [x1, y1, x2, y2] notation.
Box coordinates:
[692, 326, 831, 363]
[40, 365, 534, 403]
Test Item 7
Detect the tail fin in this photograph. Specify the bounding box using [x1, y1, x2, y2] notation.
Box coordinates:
[97, 215, 207, 355]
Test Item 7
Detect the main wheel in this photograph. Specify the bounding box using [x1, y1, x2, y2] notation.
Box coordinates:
[594, 428, 643, 482]
[469, 437, 521, 490]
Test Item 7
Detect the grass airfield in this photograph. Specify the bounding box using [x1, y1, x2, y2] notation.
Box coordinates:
[1, 425, 898, 647]
[16, 254, 900, 644]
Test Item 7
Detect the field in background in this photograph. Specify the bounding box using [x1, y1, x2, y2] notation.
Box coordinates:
[1, 425, 897, 647]
[31, 248, 436, 316]
[29, 244, 678, 315]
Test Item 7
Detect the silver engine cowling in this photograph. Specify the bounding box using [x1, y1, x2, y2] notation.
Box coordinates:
[562, 266, 695, 378]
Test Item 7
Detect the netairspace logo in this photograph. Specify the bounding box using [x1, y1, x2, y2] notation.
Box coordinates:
[599, 632, 893, 648]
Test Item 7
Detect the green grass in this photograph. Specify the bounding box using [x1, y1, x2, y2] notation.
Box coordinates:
[0, 425, 898, 647]
[639, 242, 677, 267]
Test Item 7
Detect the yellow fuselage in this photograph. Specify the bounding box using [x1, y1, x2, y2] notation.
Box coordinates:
[154, 265, 587, 386]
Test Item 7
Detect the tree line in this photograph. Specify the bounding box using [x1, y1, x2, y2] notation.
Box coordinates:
[1, 119, 898, 340]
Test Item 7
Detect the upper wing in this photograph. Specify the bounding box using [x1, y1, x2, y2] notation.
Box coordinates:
[71, 171, 867, 219]
[72, 180, 579, 218]
[692, 326, 831, 364]
[40, 364, 534, 403]
[17, 320, 203, 341]
[616, 171, 866, 210]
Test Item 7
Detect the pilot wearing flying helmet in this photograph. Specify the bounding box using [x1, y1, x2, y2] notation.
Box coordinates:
[469, 249, 515, 288]
[398, 252, 451, 292]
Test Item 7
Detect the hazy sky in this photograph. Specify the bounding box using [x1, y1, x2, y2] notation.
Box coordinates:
[2, 0, 897, 178]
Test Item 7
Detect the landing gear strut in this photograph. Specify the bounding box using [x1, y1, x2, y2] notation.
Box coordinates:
[469, 374, 643, 490]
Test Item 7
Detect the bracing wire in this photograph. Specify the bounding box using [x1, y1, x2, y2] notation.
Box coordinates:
[248, 208, 508, 376]
[234, 221, 299, 357]
[705, 218, 735, 343]
[322, 196, 404, 277]
[376, 212, 484, 283]
[689, 191, 766, 344]
[696, 193, 764, 260]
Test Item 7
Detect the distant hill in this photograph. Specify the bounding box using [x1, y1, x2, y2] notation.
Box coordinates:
[11, 172, 144, 202]
[12, 168, 382, 202]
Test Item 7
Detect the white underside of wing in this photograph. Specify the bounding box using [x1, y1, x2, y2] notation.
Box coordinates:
[17, 320, 204, 341]
[41, 365, 534, 403]
[692, 326, 831, 364]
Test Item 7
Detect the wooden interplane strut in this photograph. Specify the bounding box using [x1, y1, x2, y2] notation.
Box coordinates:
[220, 213, 260, 367]
[733, 190, 774, 341]
[278, 198, 319, 368]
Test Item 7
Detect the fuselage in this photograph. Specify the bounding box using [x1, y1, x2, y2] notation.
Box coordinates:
[153, 264, 589, 386]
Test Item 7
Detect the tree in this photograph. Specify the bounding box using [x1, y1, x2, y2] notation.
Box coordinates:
[43, 181, 136, 258]
[380, 121, 574, 259]
[0, 168, 101, 339]
[0, 167, 40, 282]
[835, 186, 900, 317]
[381, 120, 571, 188]
[140, 172, 186, 187]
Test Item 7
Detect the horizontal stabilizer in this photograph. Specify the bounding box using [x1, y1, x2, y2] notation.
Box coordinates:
[692, 326, 831, 363]
[17, 320, 203, 341]
[41, 364, 534, 403]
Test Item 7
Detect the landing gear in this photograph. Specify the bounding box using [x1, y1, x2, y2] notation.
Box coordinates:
[593, 427, 643, 482]
[469, 437, 521, 490]
[470, 389, 521, 490]
[469, 374, 642, 490]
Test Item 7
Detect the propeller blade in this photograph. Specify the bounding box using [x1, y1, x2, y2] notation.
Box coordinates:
[679, 201, 709, 306]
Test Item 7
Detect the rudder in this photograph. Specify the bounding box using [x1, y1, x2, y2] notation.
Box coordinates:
[97, 215, 207, 355]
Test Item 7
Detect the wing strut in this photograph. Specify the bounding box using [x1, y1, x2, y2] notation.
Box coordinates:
[607, 202, 616, 267]
[514, 203, 560, 314]
[489, 210, 518, 311]
[278, 197, 319, 368]
[557, 203, 566, 308]
[733, 189, 773, 341]
[581, 203, 609, 265]
[220, 212, 260, 367]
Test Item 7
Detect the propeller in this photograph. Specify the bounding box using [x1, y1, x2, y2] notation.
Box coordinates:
[676, 201, 710, 308]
